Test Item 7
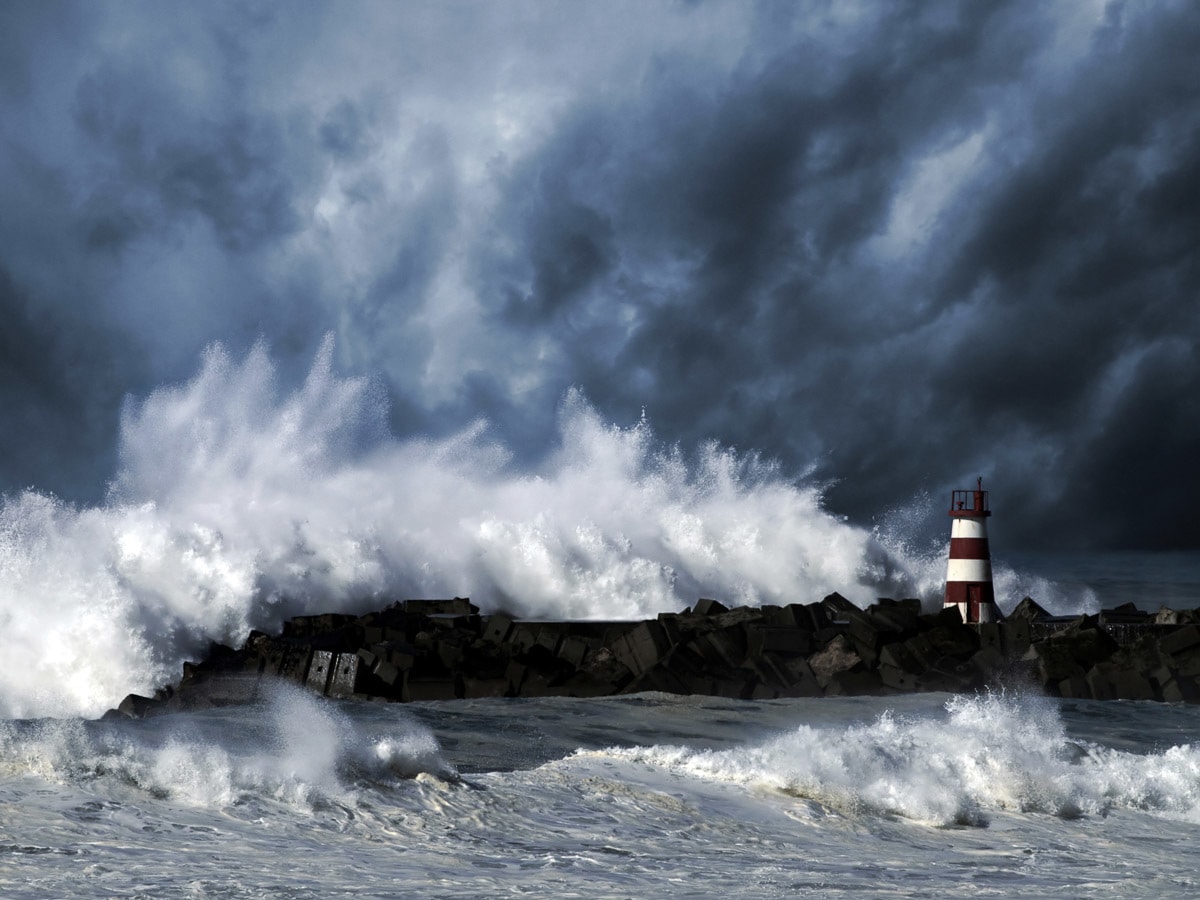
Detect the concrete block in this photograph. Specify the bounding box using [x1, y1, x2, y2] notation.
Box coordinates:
[976, 623, 1002, 652]
[116, 694, 158, 718]
[363, 625, 407, 646]
[404, 598, 478, 616]
[1025, 642, 1086, 686]
[505, 660, 527, 693]
[1160, 678, 1185, 703]
[508, 623, 540, 652]
[655, 615, 684, 646]
[760, 604, 811, 630]
[376, 641, 417, 670]
[1156, 607, 1180, 626]
[801, 602, 830, 631]
[1000, 620, 1032, 658]
[821, 592, 859, 621]
[692, 598, 729, 616]
[403, 675, 460, 702]
[276, 647, 311, 681]
[879, 664, 919, 692]
[482, 613, 514, 644]
[689, 628, 747, 669]
[611, 621, 671, 677]
[867, 600, 922, 635]
[1007, 596, 1051, 621]
[535, 625, 566, 656]
[823, 669, 882, 696]
[1086, 664, 1155, 702]
[462, 676, 510, 698]
[923, 623, 980, 660]
[749, 681, 778, 700]
[878, 641, 922, 673]
[968, 646, 1006, 678]
[710, 607, 764, 630]
[328, 653, 361, 697]
[373, 659, 403, 687]
[711, 674, 753, 699]
[847, 615, 882, 651]
[1057, 675, 1092, 699]
[558, 635, 589, 669]
[1171, 651, 1200, 677]
[1161, 625, 1200, 658]
[747, 626, 813, 658]
[305, 650, 334, 693]
[807, 635, 862, 686]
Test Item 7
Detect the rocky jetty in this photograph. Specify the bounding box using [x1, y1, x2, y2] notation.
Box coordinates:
[107, 595, 1200, 718]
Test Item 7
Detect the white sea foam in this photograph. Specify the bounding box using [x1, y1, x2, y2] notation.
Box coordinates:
[593, 693, 1200, 827]
[0, 683, 454, 808]
[0, 338, 932, 718]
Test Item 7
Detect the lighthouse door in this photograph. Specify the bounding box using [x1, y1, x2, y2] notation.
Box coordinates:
[967, 586, 982, 624]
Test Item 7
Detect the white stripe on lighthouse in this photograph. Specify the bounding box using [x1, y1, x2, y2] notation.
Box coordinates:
[949, 518, 989, 540]
[946, 558, 993, 582]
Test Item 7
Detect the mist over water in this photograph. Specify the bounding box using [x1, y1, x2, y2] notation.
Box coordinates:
[0, 340, 929, 717]
[0, 340, 1095, 719]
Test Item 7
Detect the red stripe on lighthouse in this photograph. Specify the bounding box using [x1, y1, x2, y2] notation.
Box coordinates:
[949, 537, 990, 559]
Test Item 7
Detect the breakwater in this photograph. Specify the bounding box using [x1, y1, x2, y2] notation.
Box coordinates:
[108, 595, 1200, 718]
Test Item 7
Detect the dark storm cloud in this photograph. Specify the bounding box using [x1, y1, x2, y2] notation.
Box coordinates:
[1, 1, 1198, 549]
[471, 1, 1200, 549]
[0, 267, 130, 499]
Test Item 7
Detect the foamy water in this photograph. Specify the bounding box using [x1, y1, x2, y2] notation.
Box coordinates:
[0, 339, 949, 718]
[3, 691, 1200, 897]
[594, 692, 1200, 827]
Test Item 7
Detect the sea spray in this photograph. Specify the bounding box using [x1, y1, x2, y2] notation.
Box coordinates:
[0, 682, 454, 808]
[590, 692, 1200, 826]
[0, 339, 935, 717]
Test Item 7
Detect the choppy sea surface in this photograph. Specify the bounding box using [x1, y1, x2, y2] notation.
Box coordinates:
[3, 344, 1200, 895]
[4, 685, 1200, 898]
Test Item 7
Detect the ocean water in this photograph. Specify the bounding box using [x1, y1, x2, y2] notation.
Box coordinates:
[3, 341, 1200, 896]
[5, 688, 1200, 897]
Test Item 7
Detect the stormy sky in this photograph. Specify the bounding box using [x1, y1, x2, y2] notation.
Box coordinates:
[1, 0, 1197, 552]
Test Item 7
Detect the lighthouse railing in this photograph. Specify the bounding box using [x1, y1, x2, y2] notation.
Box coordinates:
[949, 488, 989, 514]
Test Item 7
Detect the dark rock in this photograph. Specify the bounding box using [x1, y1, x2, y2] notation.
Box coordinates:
[1024, 642, 1087, 686]
[1057, 675, 1092, 699]
[611, 621, 672, 677]
[1008, 596, 1051, 621]
[115, 693, 159, 719]
[692, 598, 729, 616]
[403, 674, 460, 702]
[403, 597, 479, 616]
[746, 625, 813, 658]
[820, 592, 859, 620]
[1160, 625, 1200, 658]
[998, 619, 1032, 658]
[118, 595, 1200, 713]
[824, 669, 882, 696]
[482, 612, 514, 644]
[807, 635, 862, 687]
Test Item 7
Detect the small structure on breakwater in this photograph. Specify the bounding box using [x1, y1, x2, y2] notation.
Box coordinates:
[944, 478, 1000, 624]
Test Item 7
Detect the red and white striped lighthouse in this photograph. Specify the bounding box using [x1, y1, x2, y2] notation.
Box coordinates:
[944, 477, 1000, 624]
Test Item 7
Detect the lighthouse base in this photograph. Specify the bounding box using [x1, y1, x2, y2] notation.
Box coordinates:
[946, 600, 999, 624]
[944, 579, 1000, 624]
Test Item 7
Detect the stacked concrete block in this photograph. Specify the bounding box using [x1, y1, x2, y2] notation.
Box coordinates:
[107, 594, 1200, 718]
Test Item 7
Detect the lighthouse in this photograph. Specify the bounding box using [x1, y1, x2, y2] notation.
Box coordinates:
[944, 477, 1000, 624]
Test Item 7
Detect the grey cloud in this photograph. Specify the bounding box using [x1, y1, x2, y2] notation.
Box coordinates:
[0, 0, 1197, 552]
